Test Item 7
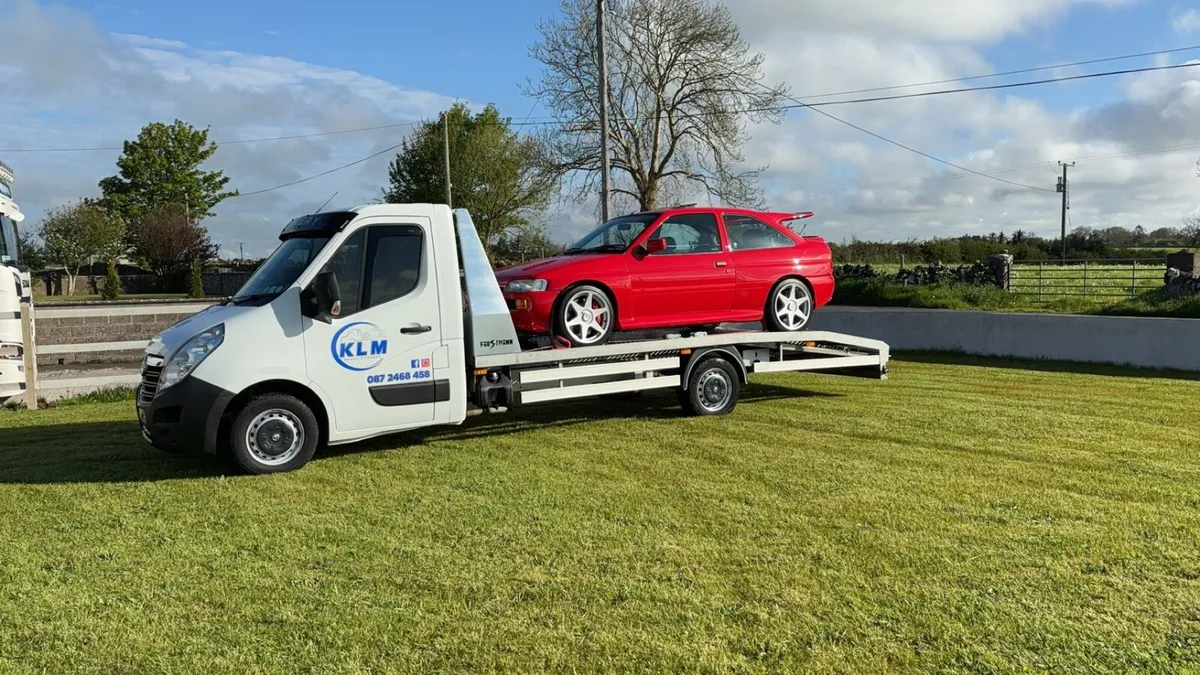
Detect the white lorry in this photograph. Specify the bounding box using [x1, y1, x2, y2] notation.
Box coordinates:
[135, 204, 889, 474]
[0, 160, 31, 401]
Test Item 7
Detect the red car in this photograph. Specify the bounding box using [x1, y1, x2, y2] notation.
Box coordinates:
[495, 205, 835, 347]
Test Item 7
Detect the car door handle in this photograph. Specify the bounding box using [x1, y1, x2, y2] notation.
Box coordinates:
[715, 261, 727, 267]
[401, 325, 432, 334]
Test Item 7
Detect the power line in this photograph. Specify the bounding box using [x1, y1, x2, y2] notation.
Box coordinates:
[795, 44, 1200, 100]
[6, 58, 1200, 155]
[234, 141, 404, 197]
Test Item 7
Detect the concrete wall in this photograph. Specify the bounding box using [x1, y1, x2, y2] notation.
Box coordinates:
[34, 301, 212, 367]
[809, 306, 1200, 372]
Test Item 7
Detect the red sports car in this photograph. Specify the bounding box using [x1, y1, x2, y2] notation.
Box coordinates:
[494, 205, 835, 347]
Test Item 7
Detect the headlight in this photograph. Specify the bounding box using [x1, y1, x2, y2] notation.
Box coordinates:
[158, 323, 225, 393]
[505, 279, 548, 293]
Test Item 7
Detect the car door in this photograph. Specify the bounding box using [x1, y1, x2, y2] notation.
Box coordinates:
[723, 213, 802, 314]
[302, 218, 446, 436]
[629, 212, 735, 323]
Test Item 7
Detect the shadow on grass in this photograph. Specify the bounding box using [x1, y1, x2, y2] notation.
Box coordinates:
[0, 383, 840, 485]
[895, 350, 1200, 381]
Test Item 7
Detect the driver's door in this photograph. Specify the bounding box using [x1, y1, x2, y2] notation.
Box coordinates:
[301, 218, 446, 436]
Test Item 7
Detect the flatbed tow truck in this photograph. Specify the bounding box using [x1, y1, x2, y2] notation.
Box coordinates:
[135, 204, 888, 474]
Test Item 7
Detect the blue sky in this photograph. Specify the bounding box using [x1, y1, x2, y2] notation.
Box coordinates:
[4, 0, 1200, 255]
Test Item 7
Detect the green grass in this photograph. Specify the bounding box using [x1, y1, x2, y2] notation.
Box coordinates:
[833, 278, 1200, 317]
[1, 357, 1199, 673]
[1009, 262, 1166, 301]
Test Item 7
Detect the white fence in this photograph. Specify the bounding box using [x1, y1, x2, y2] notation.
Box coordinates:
[18, 300, 212, 407]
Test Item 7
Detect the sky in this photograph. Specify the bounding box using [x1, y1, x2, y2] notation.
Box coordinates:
[3, 0, 1200, 258]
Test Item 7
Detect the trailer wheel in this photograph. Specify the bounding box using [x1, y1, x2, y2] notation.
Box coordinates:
[679, 357, 740, 417]
[229, 394, 320, 474]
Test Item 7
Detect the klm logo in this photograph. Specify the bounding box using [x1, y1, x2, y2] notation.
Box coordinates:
[331, 322, 390, 371]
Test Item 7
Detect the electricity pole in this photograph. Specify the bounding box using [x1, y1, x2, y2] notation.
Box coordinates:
[443, 111, 453, 208]
[597, 0, 612, 222]
[1057, 161, 1074, 261]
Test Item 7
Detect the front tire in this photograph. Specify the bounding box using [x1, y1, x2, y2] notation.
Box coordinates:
[679, 357, 741, 417]
[765, 278, 813, 332]
[230, 394, 320, 474]
[554, 284, 615, 347]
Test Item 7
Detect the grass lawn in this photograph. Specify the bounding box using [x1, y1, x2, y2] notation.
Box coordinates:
[2, 357, 1199, 673]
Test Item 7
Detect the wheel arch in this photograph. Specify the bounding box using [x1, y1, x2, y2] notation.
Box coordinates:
[682, 346, 748, 387]
[218, 379, 331, 455]
[763, 274, 816, 328]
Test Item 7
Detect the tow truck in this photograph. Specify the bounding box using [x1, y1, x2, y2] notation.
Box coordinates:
[135, 204, 889, 474]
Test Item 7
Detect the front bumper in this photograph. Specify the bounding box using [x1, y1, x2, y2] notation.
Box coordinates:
[136, 375, 235, 455]
[502, 291, 556, 334]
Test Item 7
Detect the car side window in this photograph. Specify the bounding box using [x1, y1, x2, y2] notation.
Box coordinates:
[364, 225, 424, 309]
[724, 215, 795, 251]
[320, 229, 366, 315]
[649, 213, 722, 254]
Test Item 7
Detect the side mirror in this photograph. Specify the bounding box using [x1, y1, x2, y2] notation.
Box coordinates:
[310, 270, 342, 323]
[644, 238, 668, 255]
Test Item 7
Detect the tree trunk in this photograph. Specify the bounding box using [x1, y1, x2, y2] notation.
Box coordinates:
[640, 181, 660, 211]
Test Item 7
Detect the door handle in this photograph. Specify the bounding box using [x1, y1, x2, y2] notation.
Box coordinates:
[401, 325, 432, 334]
[715, 261, 727, 267]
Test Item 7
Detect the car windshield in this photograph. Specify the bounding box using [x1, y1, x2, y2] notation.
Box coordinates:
[0, 214, 18, 266]
[562, 213, 659, 254]
[230, 236, 331, 303]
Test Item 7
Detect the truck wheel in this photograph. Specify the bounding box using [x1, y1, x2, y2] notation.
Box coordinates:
[680, 357, 740, 417]
[229, 394, 319, 474]
[765, 278, 812, 332]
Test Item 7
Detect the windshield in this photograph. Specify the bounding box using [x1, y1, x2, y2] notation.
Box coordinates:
[0, 181, 10, 199]
[563, 213, 659, 254]
[0, 215, 17, 265]
[232, 236, 330, 301]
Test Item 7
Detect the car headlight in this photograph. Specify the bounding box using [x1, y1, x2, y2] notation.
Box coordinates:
[158, 323, 225, 394]
[505, 279, 548, 293]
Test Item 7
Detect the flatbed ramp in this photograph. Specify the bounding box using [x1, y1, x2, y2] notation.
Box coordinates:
[472, 330, 888, 412]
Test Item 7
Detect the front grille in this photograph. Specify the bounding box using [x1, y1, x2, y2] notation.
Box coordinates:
[138, 364, 163, 405]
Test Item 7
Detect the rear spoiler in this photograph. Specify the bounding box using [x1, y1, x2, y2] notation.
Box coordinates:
[772, 211, 816, 236]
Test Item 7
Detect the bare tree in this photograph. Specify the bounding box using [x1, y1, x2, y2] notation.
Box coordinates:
[133, 203, 218, 284]
[525, 0, 788, 212]
[1182, 213, 1200, 249]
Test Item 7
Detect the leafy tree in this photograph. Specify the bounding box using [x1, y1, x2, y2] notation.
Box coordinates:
[383, 102, 557, 254]
[99, 119, 237, 245]
[1132, 225, 1146, 246]
[101, 259, 121, 301]
[38, 200, 126, 295]
[525, 0, 787, 211]
[16, 229, 46, 272]
[188, 261, 205, 298]
[133, 202, 219, 283]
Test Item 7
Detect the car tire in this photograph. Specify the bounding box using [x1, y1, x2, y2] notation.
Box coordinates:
[765, 278, 813, 332]
[554, 284, 615, 347]
[229, 394, 320, 475]
[679, 357, 741, 417]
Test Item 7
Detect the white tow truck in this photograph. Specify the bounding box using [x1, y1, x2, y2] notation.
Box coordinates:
[135, 204, 889, 474]
[0, 160, 31, 401]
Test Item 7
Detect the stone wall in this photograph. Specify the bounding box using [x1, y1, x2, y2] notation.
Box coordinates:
[34, 271, 255, 298]
[33, 302, 211, 367]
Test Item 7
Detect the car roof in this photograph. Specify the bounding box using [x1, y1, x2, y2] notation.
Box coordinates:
[625, 205, 812, 220]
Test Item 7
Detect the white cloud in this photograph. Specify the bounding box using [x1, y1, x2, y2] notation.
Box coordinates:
[1172, 8, 1200, 33]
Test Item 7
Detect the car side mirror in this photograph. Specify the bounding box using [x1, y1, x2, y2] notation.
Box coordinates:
[644, 238, 668, 255]
[310, 270, 342, 323]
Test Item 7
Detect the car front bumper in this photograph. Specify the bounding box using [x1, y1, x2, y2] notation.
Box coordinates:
[136, 374, 236, 455]
[502, 291, 556, 334]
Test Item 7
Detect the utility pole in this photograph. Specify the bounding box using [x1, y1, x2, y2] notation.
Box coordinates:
[442, 111, 453, 208]
[238, 242, 244, 261]
[597, 0, 612, 222]
[1057, 161, 1074, 261]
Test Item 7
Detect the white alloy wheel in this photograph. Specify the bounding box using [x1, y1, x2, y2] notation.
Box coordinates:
[558, 286, 613, 346]
[769, 279, 812, 332]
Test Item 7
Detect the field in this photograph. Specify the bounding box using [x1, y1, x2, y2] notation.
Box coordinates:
[1009, 261, 1166, 301]
[2, 357, 1199, 673]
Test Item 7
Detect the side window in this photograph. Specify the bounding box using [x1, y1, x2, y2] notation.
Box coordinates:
[649, 213, 721, 255]
[724, 215, 795, 251]
[322, 229, 366, 315]
[364, 225, 424, 308]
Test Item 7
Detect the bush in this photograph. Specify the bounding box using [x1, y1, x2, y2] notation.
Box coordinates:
[188, 262, 205, 298]
[101, 259, 120, 301]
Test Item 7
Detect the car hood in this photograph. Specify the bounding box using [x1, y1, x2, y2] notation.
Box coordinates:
[495, 253, 613, 279]
[144, 303, 250, 358]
